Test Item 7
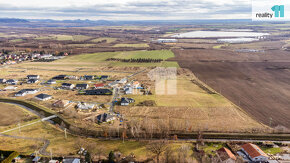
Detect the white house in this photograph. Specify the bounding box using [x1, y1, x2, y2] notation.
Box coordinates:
[241, 143, 268, 162]
[0, 79, 6, 83]
[62, 83, 75, 89]
[6, 79, 18, 85]
[27, 79, 39, 84]
[27, 75, 40, 79]
[76, 102, 95, 110]
[15, 89, 38, 97]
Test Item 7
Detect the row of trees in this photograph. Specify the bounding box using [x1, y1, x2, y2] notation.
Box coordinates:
[106, 58, 163, 63]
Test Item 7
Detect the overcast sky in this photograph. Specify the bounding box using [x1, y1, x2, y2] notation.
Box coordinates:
[0, 0, 251, 20]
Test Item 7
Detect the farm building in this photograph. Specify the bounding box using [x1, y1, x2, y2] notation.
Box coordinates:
[85, 89, 112, 95]
[216, 147, 236, 163]
[241, 143, 268, 162]
[96, 113, 115, 123]
[27, 75, 40, 79]
[75, 84, 89, 90]
[35, 93, 52, 101]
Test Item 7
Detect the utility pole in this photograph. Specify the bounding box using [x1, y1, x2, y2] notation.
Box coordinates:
[64, 128, 67, 139]
[269, 117, 272, 127]
[50, 149, 52, 160]
[18, 122, 21, 134]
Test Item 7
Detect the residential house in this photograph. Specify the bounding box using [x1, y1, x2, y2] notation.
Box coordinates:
[27, 79, 39, 84]
[4, 86, 17, 91]
[108, 81, 119, 87]
[27, 75, 40, 79]
[35, 94, 52, 101]
[119, 78, 127, 84]
[62, 83, 75, 89]
[75, 84, 89, 90]
[32, 156, 41, 163]
[124, 86, 133, 94]
[76, 102, 95, 110]
[216, 147, 237, 163]
[47, 79, 56, 84]
[0, 79, 6, 83]
[100, 75, 109, 80]
[132, 81, 140, 89]
[94, 83, 105, 89]
[63, 158, 80, 163]
[81, 75, 94, 80]
[6, 79, 18, 85]
[49, 160, 59, 163]
[52, 75, 68, 80]
[96, 113, 115, 123]
[120, 97, 135, 106]
[85, 89, 112, 95]
[52, 100, 70, 108]
[241, 143, 268, 162]
[15, 89, 38, 97]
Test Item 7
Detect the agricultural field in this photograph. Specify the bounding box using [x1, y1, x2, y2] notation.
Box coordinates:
[172, 48, 290, 129]
[34, 35, 92, 41]
[116, 71, 267, 133]
[11, 50, 179, 68]
[112, 43, 149, 48]
[91, 37, 117, 43]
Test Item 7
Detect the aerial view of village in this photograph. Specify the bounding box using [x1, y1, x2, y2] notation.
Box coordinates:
[0, 0, 289, 163]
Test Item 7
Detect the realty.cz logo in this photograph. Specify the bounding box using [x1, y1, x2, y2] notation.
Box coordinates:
[256, 5, 284, 18]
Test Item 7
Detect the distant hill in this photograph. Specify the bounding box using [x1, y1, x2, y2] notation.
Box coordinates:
[0, 18, 29, 23]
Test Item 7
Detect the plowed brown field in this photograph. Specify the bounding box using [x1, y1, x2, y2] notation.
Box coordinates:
[171, 49, 290, 129]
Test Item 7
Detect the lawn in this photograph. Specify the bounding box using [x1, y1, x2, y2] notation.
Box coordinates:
[112, 44, 149, 48]
[261, 147, 282, 155]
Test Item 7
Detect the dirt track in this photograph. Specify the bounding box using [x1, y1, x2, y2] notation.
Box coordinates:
[172, 49, 290, 129]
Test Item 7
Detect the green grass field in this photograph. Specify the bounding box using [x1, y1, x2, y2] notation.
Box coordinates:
[35, 35, 91, 41]
[56, 50, 179, 67]
[113, 44, 149, 48]
[9, 39, 23, 42]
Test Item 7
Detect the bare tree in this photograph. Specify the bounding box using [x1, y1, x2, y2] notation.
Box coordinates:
[146, 140, 168, 163]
